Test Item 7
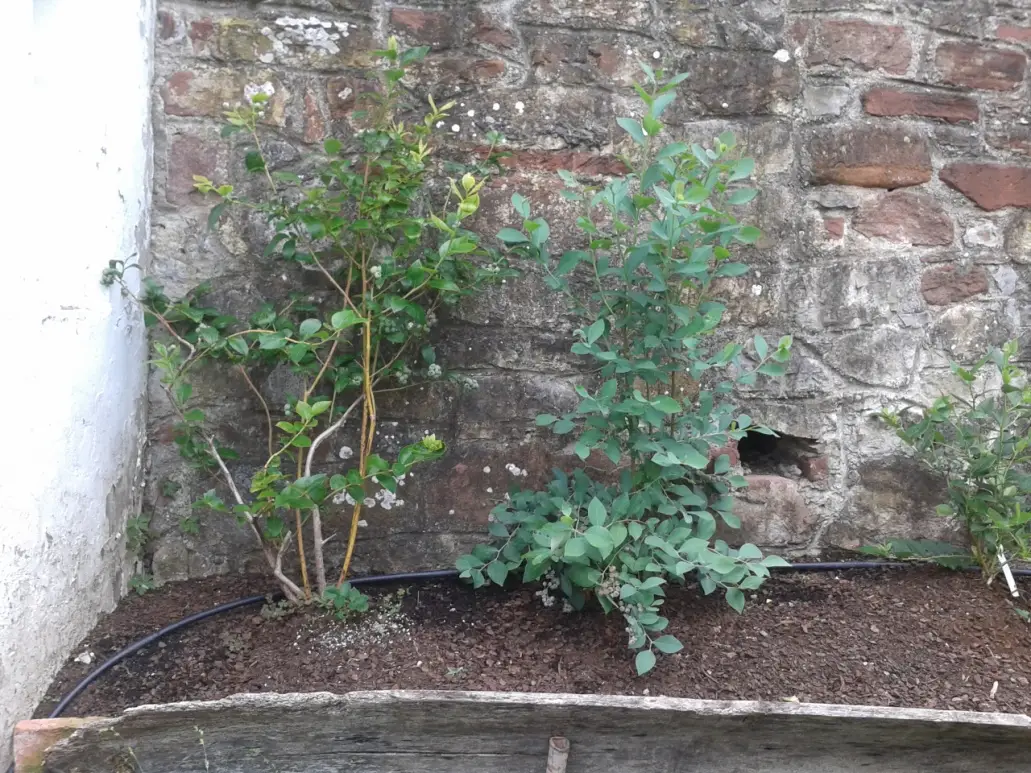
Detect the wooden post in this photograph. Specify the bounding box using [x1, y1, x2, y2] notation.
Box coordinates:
[546, 736, 569, 773]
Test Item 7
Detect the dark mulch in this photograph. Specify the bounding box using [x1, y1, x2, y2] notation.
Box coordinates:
[37, 567, 1031, 718]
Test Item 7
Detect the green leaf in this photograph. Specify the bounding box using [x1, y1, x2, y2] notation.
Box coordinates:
[728, 188, 758, 205]
[512, 193, 530, 218]
[762, 555, 791, 568]
[588, 497, 607, 526]
[735, 225, 761, 244]
[258, 333, 286, 350]
[399, 45, 429, 65]
[585, 319, 605, 345]
[653, 635, 683, 654]
[650, 92, 676, 118]
[725, 587, 745, 612]
[183, 408, 205, 423]
[556, 250, 586, 276]
[584, 525, 614, 557]
[245, 151, 265, 173]
[564, 537, 588, 558]
[609, 522, 627, 547]
[207, 202, 227, 231]
[754, 335, 768, 360]
[323, 138, 342, 155]
[652, 395, 681, 414]
[553, 419, 575, 434]
[716, 262, 749, 277]
[331, 309, 365, 330]
[487, 561, 509, 586]
[635, 649, 656, 675]
[299, 319, 322, 339]
[728, 157, 755, 182]
[757, 362, 787, 377]
[656, 142, 688, 160]
[536, 414, 558, 426]
[617, 117, 647, 146]
[738, 543, 763, 560]
[497, 228, 528, 244]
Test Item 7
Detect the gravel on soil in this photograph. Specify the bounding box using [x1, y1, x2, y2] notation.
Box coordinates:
[36, 567, 1031, 718]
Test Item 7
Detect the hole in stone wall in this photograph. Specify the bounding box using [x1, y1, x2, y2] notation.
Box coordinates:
[737, 431, 818, 478]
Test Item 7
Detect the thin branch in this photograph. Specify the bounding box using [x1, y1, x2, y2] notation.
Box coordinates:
[305, 396, 364, 595]
[237, 365, 274, 457]
[204, 435, 301, 601]
[273, 532, 304, 602]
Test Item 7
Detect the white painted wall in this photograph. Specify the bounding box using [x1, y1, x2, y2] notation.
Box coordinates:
[0, 0, 155, 767]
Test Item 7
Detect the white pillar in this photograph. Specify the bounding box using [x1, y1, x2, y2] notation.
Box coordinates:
[0, 1, 155, 767]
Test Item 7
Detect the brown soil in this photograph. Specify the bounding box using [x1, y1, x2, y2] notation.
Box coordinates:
[37, 568, 1031, 719]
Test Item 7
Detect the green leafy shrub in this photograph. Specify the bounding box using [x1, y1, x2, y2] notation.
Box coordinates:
[104, 39, 515, 605]
[878, 341, 1031, 579]
[457, 66, 792, 674]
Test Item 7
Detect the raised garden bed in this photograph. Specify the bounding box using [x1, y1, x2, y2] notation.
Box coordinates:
[37, 567, 1031, 718]
[17, 690, 1031, 773]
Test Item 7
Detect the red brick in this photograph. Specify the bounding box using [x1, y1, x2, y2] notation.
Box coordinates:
[854, 190, 954, 246]
[787, 19, 810, 47]
[997, 24, 1031, 44]
[921, 265, 989, 305]
[167, 134, 219, 205]
[478, 148, 628, 176]
[807, 19, 912, 75]
[189, 18, 215, 47]
[823, 216, 845, 239]
[469, 9, 518, 51]
[303, 89, 327, 145]
[940, 163, 1031, 211]
[436, 56, 506, 83]
[162, 70, 286, 124]
[157, 9, 179, 41]
[935, 41, 1027, 90]
[707, 439, 741, 473]
[14, 719, 105, 773]
[862, 87, 978, 124]
[389, 8, 457, 47]
[799, 456, 829, 483]
[327, 76, 363, 120]
[808, 126, 932, 189]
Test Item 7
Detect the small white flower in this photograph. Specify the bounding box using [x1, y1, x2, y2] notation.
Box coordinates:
[363, 497, 376, 508]
[751, 284, 763, 296]
[773, 49, 791, 62]
[515, 101, 525, 113]
[467, 109, 475, 117]
[652, 50, 660, 59]
[357, 519, 368, 527]
[339, 446, 354, 460]
[492, 102, 500, 111]
[449, 509, 455, 515]
[370, 265, 382, 279]
[483, 466, 491, 474]
[451, 124, 461, 132]
[436, 121, 444, 128]
[428, 363, 442, 378]
[486, 487, 493, 494]
[244, 81, 275, 103]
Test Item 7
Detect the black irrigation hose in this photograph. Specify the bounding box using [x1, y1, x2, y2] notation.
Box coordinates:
[15, 561, 1031, 773]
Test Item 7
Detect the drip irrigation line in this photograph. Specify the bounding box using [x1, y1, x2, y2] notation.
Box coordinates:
[11, 561, 1031, 773]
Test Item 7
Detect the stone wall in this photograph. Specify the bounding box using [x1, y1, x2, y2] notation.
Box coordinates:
[146, 0, 1031, 581]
